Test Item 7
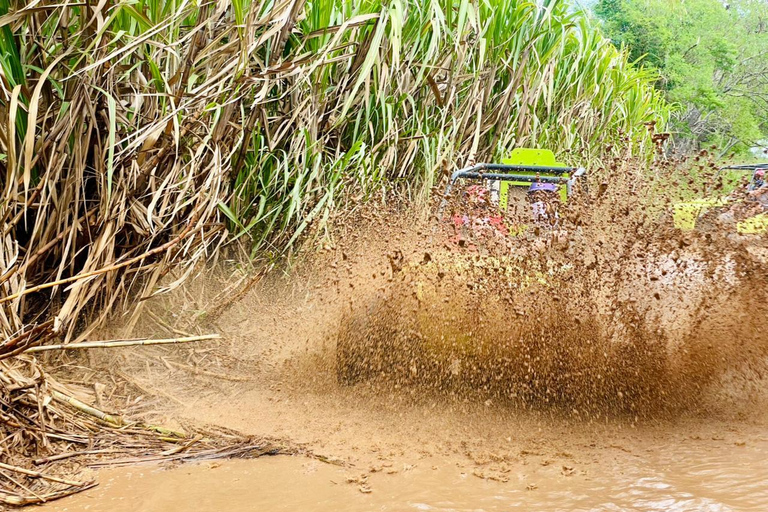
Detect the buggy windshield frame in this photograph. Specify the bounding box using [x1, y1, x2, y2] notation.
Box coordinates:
[439, 163, 585, 215]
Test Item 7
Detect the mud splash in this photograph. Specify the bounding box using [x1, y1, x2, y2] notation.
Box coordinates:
[46, 157, 768, 511]
[330, 163, 768, 418]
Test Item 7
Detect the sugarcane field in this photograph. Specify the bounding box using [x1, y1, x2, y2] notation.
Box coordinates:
[2, 0, 768, 510]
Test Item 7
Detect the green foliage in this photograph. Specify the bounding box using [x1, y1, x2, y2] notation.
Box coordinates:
[0, 0, 668, 266]
[594, 0, 768, 155]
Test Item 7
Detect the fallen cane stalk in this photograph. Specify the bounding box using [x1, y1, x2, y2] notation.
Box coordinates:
[0, 482, 98, 506]
[0, 462, 86, 487]
[51, 390, 124, 427]
[33, 449, 127, 465]
[25, 334, 221, 353]
[140, 424, 187, 438]
[161, 434, 203, 456]
[0, 469, 45, 501]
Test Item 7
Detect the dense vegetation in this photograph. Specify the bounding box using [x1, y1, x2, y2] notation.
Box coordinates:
[0, 0, 667, 347]
[593, 0, 768, 156]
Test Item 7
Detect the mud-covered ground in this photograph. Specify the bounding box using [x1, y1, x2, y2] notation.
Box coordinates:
[42, 167, 768, 511]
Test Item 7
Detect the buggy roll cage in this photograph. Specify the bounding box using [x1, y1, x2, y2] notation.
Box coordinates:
[718, 163, 768, 171]
[439, 163, 586, 214]
[707, 163, 768, 194]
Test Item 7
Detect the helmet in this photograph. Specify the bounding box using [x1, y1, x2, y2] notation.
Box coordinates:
[755, 169, 765, 178]
[528, 182, 557, 193]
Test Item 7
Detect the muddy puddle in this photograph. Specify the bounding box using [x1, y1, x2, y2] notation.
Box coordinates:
[42, 436, 768, 512]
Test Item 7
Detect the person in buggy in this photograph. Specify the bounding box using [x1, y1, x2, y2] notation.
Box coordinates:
[748, 176, 768, 209]
[527, 181, 561, 226]
[448, 184, 507, 247]
[720, 169, 768, 223]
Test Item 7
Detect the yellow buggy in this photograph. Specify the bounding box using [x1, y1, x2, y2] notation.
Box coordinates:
[672, 164, 768, 235]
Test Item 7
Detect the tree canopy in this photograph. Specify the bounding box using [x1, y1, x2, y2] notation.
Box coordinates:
[593, 0, 768, 156]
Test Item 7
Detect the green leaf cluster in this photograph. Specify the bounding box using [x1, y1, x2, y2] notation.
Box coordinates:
[594, 0, 768, 155]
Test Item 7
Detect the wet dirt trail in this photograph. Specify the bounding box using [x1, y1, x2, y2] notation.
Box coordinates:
[41, 197, 768, 511]
[40, 436, 768, 512]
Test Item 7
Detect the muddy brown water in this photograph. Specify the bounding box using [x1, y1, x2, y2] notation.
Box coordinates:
[43, 359, 768, 512]
[41, 433, 768, 512]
